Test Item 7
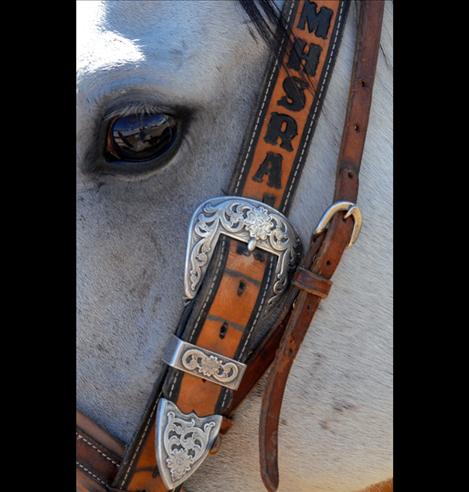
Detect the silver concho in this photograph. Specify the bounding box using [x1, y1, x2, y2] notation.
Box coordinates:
[184, 196, 302, 305]
[156, 398, 222, 490]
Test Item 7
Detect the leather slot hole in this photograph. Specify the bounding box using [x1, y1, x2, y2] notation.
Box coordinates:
[254, 250, 266, 262]
[354, 124, 360, 132]
[237, 280, 246, 296]
[236, 243, 248, 256]
[348, 171, 354, 178]
[360, 80, 366, 87]
[326, 260, 331, 266]
[219, 322, 228, 339]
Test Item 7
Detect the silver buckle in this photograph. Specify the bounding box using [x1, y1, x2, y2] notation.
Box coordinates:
[314, 201, 362, 247]
[156, 197, 302, 488]
[156, 398, 222, 490]
[162, 335, 247, 390]
[184, 196, 302, 305]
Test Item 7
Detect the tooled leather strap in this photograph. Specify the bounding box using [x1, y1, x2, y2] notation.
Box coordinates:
[76, 307, 290, 491]
[259, 1, 385, 490]
[110, 2, 351, 491]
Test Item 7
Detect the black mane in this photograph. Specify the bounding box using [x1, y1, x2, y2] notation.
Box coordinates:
[238, 0, 288, 51]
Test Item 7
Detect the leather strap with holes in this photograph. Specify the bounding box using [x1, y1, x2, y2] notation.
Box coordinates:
[107, 2, 351, 491]
[76, 305, 289, 492]
[259, 1, 385, 489]
[76, 299, 288, 492]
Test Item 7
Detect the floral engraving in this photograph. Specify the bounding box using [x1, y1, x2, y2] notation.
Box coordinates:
[181, 348, 239, 383]
[156, 399, 222, 489]
[165, 410, 215, 482]
[166, 448, 192, 480]
[244, 207, 274, 241]
[184, 197, 302, 305]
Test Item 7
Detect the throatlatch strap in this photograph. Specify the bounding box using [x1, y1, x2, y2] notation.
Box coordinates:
[112, 2, 350, 491]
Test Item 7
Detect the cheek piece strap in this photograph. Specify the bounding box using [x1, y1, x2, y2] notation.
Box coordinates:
[76, 1, 385, 491]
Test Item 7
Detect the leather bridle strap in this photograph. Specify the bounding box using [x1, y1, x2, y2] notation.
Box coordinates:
[76, 411, 125, 492]
[75, 308, 288, 492]
[109, 2, 351, 492]
[259, 1, 385, 490]
[75, 310, 289, 492]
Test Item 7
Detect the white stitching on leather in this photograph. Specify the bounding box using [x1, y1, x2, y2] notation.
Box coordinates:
[223, 0, 295, 413]
[117, 2, 346, 485]
[119, 397, 159, 487]
[231, 0, 347, 406]
[239, 259, 274, 359]
[167, 239, 228, 400]
[188, 239, 227, 343]
[221, 259, 274, 408]
[233, 1, 296, 194]
[282, 0, 346, 212]
[119, 237, 230, 487]
[76, 461, 108, 486]
[76, 432, 120, 467]
[168, 371, 179, 400]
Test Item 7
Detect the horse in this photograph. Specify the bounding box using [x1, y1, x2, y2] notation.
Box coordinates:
[76, 1, 392, 490]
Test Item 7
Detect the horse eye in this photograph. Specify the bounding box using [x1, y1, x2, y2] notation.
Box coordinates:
[104, 113, 179, 165]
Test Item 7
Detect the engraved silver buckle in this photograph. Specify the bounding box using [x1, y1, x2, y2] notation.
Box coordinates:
[156, 398, 223, 490]
[156, 197, 302, 488]
[184, 196, 302, 305]
[163, 335, 247, 390]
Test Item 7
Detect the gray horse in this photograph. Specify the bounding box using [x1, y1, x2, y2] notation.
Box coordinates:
[77, 1, 392, 490]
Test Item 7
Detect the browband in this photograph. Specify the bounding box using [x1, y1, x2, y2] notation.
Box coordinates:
[77, 1, 385, 491]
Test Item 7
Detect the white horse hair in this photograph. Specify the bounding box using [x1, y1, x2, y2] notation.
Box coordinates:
[77, 1, 392, 491]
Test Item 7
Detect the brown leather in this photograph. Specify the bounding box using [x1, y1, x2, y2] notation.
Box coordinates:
[75, 294, 292, 490]
[238, 0, 348, 214]
[259, 1, 385, 490]
[175, 240, 267, 415]
[78, 1, 387, 490]
[113, 2, 350, 491]
[292, 266, 332, 298]
[81, 298, 289, 491]
[358, 479, 393, 492]
[227, 298, 294, 414]
[76, 410, 125, 492]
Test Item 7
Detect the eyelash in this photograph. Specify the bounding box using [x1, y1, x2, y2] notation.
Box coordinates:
[103, 102, 175, 122]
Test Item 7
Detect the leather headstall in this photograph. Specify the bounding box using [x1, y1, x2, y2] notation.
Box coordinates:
[76, 1, 385, 491]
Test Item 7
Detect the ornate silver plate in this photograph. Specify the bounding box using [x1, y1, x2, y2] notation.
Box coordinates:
[184, 196, 302, 305]
[163, 335, 247, 390]
[156, 398, 223, 489]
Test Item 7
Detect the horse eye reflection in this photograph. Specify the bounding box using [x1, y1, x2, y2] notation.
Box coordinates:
[105, 113, 178, 164]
